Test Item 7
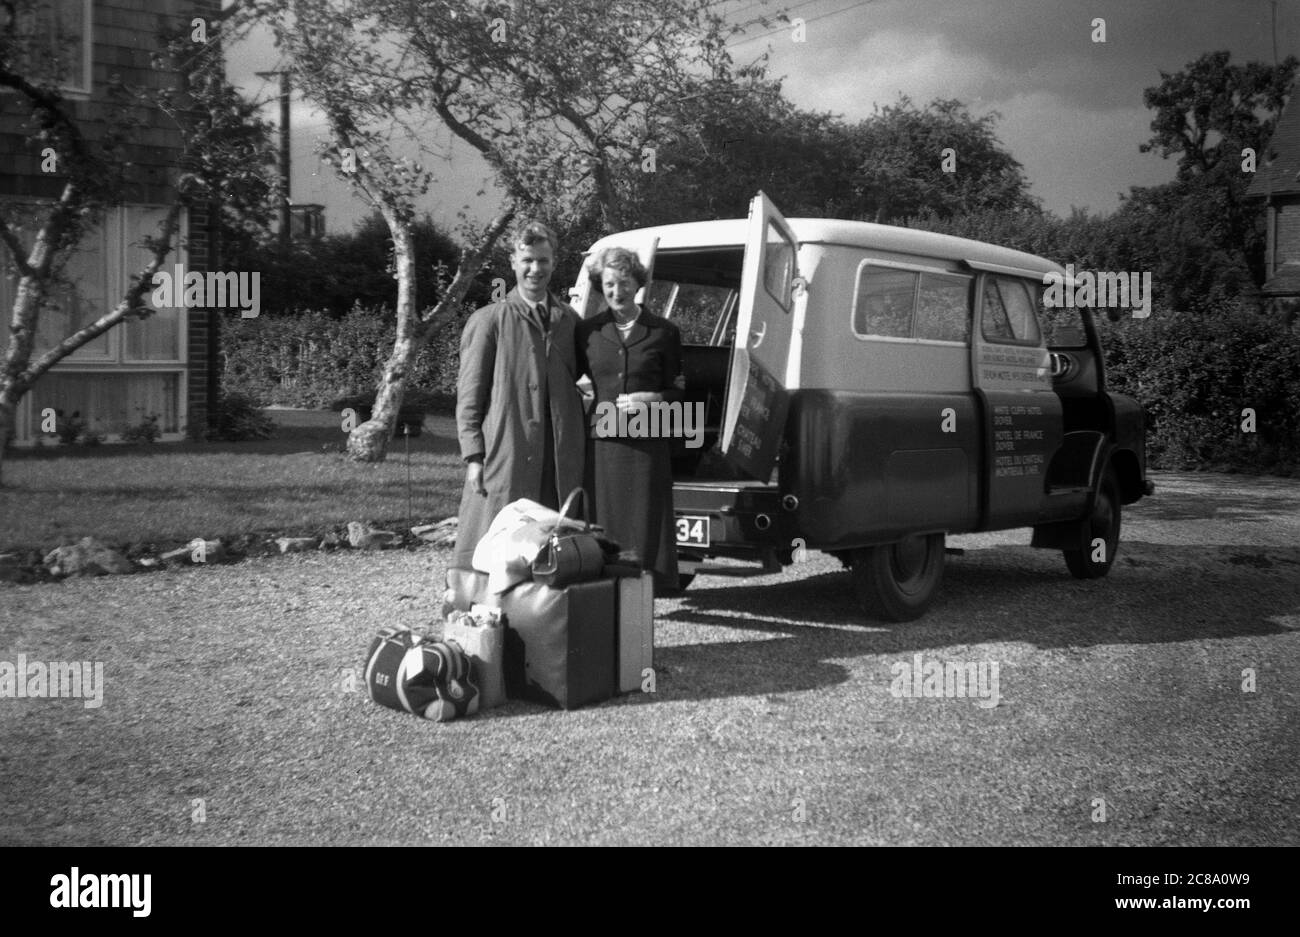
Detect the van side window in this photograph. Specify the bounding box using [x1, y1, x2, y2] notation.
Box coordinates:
[915, 273, 971, 343]
[854, 266, 916, 338]
[982, 276, 1042, 345]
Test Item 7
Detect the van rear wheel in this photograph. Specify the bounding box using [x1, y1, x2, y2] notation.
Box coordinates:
[851, 533, 945, 622]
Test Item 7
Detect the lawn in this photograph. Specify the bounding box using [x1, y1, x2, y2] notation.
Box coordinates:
[0, 409, 466, 552]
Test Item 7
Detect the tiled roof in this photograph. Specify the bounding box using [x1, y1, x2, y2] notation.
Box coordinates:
[1247, 89, 1300, 199]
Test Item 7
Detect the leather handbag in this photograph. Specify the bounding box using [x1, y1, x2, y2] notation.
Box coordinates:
[531, 487, 605, 588]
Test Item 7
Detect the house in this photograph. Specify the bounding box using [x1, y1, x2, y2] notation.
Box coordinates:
[1245, 86, 1300, 323]
[0, 0, 223, 444]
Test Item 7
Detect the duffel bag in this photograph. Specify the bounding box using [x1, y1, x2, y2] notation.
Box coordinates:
[364, 625, 479, 722]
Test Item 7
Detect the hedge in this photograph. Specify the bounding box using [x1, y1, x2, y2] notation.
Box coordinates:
[1098, 304, 1300, 472]
[220, 304, 470, 408]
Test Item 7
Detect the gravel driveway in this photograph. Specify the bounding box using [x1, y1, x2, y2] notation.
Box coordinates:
[1, 471, 1296, 845]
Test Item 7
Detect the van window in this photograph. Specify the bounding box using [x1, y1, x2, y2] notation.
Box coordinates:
[853, 266, 971, 342]
[915, 273, 971, 343]
[763, 221, 795, 311]
[982, 276, 1042, 345]
[648, 281, 736, 345]
[854, 266, 915, 338]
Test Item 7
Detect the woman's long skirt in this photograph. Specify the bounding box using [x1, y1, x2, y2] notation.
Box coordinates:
[589, 435, 678, 591]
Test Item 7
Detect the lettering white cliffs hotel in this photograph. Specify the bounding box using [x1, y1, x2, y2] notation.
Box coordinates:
[151, 264, 261, 318]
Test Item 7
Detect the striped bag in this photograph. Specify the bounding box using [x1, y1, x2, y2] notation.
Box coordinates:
[364, 625, 480, 722]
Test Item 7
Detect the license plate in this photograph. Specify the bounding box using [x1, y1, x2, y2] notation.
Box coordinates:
[675, 515, 710, 547]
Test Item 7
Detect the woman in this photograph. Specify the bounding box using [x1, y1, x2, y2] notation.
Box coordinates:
[575, 247, 684, 592]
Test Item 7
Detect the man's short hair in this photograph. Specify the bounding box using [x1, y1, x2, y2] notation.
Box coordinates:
[586, 246, 648, 289]
[511, 220, 558, 254]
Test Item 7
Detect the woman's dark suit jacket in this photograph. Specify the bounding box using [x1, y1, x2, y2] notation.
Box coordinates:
[574, 308, 684, 415]
[574, 307, 684, 587]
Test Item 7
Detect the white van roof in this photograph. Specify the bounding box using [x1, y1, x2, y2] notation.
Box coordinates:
[584, 218, 1066, 278]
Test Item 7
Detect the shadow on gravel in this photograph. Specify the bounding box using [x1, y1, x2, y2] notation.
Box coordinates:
[653, 541, 1300, 699]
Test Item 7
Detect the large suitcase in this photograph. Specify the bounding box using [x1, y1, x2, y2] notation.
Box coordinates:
[447, 569, 615, 710]
[616, 572, 654, 694]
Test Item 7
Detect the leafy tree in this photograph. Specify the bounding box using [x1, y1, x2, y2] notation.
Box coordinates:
[844, 97, 1038, 224]
[629, 72, 857, 223]
[1136, 50, 1299, 293]
[0, 8, 277, 483]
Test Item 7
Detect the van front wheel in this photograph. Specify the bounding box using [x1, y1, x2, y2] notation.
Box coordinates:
[851, 533, 946, 622]
[1063, 469, 1121, 579]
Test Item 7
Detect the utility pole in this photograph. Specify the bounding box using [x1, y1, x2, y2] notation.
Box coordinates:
[256, 69, 292, 253]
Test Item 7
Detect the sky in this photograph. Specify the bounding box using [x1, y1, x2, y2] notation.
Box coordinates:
[224, 0, 1299, 238]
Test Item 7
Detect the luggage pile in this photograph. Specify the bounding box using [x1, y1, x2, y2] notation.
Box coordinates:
[364, 489, 655, 721]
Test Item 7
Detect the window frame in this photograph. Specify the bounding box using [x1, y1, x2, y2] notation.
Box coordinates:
[979, 274, 1044, 348]
[0, 0, 94, 98]
[850, 258, 972, 346]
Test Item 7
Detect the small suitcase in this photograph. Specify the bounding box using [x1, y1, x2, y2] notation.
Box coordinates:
[616, 572, 654, 694]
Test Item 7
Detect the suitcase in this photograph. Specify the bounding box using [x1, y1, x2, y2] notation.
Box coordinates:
[447, 569, 615, 710]
[616, 572, 654, 694]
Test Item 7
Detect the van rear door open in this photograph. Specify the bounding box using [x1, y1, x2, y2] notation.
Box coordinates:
[720, 192, 802, 480]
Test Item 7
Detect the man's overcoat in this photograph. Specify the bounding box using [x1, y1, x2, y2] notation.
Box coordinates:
[452, 287, 586, 568]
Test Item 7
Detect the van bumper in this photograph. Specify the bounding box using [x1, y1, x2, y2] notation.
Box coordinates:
[672, 481, 791, 556]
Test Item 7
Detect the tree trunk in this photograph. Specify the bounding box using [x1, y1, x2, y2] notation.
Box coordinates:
[345, 207, 517, 463]
[347, 212, 416, 462]
[0, 393, 16, 487]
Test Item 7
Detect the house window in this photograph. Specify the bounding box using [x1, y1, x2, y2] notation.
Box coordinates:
[30, 371, 180, 436]
[0, 201, 188, 443]
[6, 0, 93, 95]
[122, 207, 182, 362]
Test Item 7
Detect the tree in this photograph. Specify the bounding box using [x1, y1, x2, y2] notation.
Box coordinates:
[0, 8, 277, 484]
[844, 96, 1038, 224]
[628, 72, 857, 224]
[251, 0, 751, 461]
[1137, 50, 1299, 292]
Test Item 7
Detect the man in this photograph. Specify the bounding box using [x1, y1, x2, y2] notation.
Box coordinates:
[452, 221, 587, 569]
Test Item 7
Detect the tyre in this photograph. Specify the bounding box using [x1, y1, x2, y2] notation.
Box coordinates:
[1063, 468, 1121, 579]
[851, 532, 946, 622]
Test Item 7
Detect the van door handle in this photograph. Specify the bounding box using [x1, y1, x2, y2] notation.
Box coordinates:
[749, 321, 766, 348]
